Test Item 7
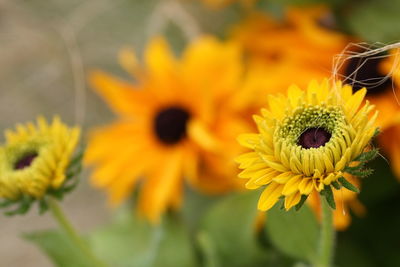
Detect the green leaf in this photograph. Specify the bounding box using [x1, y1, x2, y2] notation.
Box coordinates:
[346, 0, 400, 43]
[331, 181, 341, 190]
[266, 201, 319, 263]
[199, 191, 272, 267]
[38, 199, 49, 215]
[197, 231, 220, 267]
[90, 209, 198, 267]
[24, 230, 93, 267]
[295, 195, 308, 211]
[353, 149, 379, 163]
[321, 185, 336, 209]
[344, 161, 374, 177]
[338, 177, 360, 193]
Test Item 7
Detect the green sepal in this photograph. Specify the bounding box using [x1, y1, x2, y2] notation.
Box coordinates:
[344, 165, 374, 177]
[38, 199, 49, 215]
[331, 181, 341, 190]
[338, 177, 360, 193]
[353, 148, 379, 163]
[321, 185, 336, 210]
[372, 128, 380, 139]
[295, 195, 308, 211]
[4, 195, 34, 216]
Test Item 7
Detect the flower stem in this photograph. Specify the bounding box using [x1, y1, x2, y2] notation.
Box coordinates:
[316, 197, 335, 267]
[47, 197, 107, 267]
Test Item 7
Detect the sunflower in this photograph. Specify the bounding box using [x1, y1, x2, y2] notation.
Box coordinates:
[0, 116, 80, 200]
[236, 79, 378, 211]
[84, 36, 254, 223]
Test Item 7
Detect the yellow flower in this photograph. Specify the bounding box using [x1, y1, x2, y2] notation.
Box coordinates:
[0, 116, 80, 200]
[236, 79, 378, 211]
[230, 6, 350, 92]
[84, 36, 253, 223]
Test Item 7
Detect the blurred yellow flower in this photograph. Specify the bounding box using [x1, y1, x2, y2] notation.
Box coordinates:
[231, 6, 349, 91]
[375, 49, 400, 179]
[0, 116, 80, 200]
[85, 36, 254, 223]
[236, 79, 378, 211]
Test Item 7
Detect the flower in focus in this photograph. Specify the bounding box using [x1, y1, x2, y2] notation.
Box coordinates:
[85, 36, 254, 223]
[0, 116, 80, 214]
[236, 79, 378, 211]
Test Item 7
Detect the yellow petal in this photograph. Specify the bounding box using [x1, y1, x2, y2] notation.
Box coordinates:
[284, 191, 302, 210]
[258, 183, 284, 211]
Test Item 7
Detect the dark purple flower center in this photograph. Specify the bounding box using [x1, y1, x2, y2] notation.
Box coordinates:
[298, 128, 331, 149]
[344, 52, 392, 95]
[316, 12, 338, 31]
[14, 152, 38, 170]
[154, 106, 190, 145]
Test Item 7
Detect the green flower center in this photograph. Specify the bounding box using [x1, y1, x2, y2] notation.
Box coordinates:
[276, 105, 345, 149]
[14, 152, 38, 170]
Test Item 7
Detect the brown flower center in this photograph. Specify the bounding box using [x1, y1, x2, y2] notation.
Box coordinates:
[154, 107, 190, 145]
[344, 52, 392, 95]
[298, 128, 331, 149]
[14, 152, 38, 170]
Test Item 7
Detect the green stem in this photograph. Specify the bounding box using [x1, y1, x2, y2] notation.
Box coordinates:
[47, 197, 107, 267]
[316, 197, 335, 267]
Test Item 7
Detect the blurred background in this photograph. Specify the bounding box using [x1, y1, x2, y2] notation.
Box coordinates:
[2, 0, 400, 266]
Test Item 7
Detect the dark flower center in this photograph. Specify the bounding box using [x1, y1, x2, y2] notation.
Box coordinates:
[316, 12, 338, 31]
[154, 106, 190, 145]
[298, 128, 331, 149]
[344, 52, 392, 95]
[14, 152, 38, 170]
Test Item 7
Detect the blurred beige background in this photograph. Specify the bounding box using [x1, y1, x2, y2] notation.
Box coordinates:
[0, 0, 159, 265]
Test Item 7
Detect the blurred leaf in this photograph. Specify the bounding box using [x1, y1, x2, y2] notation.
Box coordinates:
[199, 191, 273, 267]
[90, 209, 198, 267]
[24, 230, 93, 267]
[346, 0, 400, 43]
[184, 1, 241, 38]
[265, 202, 319, 263]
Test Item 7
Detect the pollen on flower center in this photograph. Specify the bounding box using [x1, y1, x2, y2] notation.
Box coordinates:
[14, 152, 38, 170]
[154, 107, 190, 145]
[298, 127, 332, 149]
[344, 53, 392, 95]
